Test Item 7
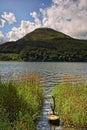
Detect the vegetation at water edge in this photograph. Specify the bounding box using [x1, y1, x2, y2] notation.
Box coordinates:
[0, 73, 44, 130]
[51, 82, 87, 129]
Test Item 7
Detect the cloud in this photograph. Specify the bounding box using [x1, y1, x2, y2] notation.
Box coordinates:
[6, 0, 87, 41]
[30, 12, 41, 26]
[0, 19, 5, 28]
[40, 0, 87, 39]
[0, 31, 7, 44]
[1, 12, 16, 24]
[7, 20, 36, 41]
[7, 11, 43, 41]
[78, 0, 87, 9]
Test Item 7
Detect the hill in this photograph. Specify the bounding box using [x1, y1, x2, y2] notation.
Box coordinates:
[0, 28, 87, 61]
[23, 28, 71, 41]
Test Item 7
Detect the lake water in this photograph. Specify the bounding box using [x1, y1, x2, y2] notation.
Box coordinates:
[0, 62, 87, 83]
[0, 62, 87, 130]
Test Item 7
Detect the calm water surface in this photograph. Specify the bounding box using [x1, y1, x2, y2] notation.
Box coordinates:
[0, 62, 87, 130]
[0, 62, 87, 82]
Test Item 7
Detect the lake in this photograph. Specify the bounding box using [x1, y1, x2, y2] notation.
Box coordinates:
[0, 62, 87, 83]
[0, 62, 87, 130]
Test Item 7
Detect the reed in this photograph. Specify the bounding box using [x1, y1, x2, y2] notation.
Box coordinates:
[60, 74, 86, 84]
[14, 72, 43, 84]
[0, 73, 44, 130]
[52, 81, 87, 129]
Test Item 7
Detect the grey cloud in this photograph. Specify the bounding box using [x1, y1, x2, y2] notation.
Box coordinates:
[40, 0, 87, 39]
[0, 19, 5, 28]
[0, 31, 7, 44]
[75, 31, 87, 39]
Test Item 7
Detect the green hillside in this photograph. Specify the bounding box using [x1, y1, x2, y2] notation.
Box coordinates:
[24, 28, 71, 41]
[0, 28, 87, 61]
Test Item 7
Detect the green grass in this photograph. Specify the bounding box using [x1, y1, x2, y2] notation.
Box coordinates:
[0, 78, 44, 130]
[51, 83, 87, 129]
[24, 28, 70, 41]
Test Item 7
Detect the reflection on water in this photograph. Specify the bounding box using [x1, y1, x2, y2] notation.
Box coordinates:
[0, 62, 87, 82]
[0, 62, 87, 130]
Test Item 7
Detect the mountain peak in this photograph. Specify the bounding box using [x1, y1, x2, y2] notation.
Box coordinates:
[33, 27, 58, 32]
[23, 27, 71, 41]
[0, 28, 87, 62]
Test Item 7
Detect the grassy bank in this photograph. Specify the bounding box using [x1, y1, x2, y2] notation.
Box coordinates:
[0, 74, 44, 130]
[51, 83, 87, 129]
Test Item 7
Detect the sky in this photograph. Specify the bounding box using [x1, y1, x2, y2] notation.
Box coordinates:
[0, 0, 87, 44]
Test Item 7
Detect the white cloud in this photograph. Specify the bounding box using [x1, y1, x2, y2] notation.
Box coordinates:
[40, 0, 87, 39]
[7, 20, 36, 41]
[0, 19, 5, 28]
[0, 31, 7, 44]
[6, 30, 18, 41]
[1, 12, 16, 24]
[7, 10, 44, 41]
[30, 12, 41, 27]
[5, 0, 87, 41]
